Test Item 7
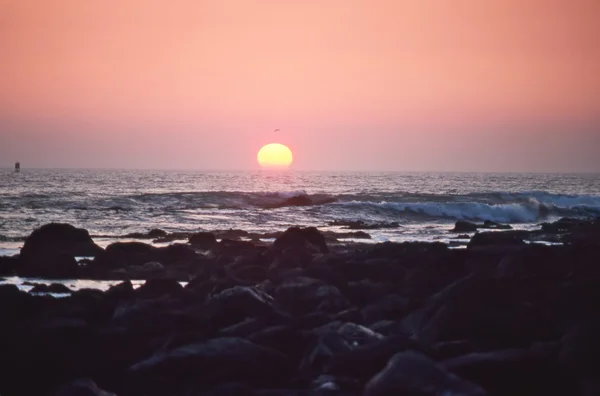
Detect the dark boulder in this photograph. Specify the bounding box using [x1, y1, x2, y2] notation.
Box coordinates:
[338, 258, 404, 283]
[18, 223, 102, 277]
[231, 265, 268, 284]
[364, 351, 487, 396]
[345, 279, 391, 306]
[361, 294, 411, 325]
[97, 242, 197, 268]
[219, 239, 257, 255]
[403, 251, 469, 297]
[99, 242, 157, 268]
[220, 317, 274, 338]
[541, 217, 587, 233]
[452, 221, 478, 233]
[54, 378, 117, 396]
[156, 243, 197, 264]
[480, 220, 512, 230]
[442, 343, 570, 396]
[105, 280, 135, 300]
[327, 335, 429, 379]
[29, 283, 72, 294]
[21, 223, 103, 258]
[0, 255, 20, 275]
[189, 232, 218, 249]
[467, 231, 527, 250]
[274, 227, 329, 254]
[559, 322, 600, 395]
[129, 337, 290, 385]
[402, 276, 559, 346]
[136, 278, 183, 298]
[275, 277, 348, 315]
[300, 331, 353, 376]
[337, 322, 384, 345]
[495, 244, 569, 280]
[122, 229, 168, 239]
[563, 218, 600, 247]
[195, 286, 277, 329]
[328, 220, 400, 230]
[248, 325, 309, 358]
[17, 251, 79, 278]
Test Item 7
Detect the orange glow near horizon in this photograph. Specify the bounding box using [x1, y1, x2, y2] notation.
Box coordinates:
[257, 144, 293, 169]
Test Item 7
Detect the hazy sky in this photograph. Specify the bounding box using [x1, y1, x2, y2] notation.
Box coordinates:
[1, 0, 599, 171]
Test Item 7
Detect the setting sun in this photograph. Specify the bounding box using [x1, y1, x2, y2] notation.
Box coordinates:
[257, 143, 293, 169]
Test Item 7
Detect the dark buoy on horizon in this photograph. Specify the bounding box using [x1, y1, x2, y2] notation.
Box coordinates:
[14, 161, 20, 173]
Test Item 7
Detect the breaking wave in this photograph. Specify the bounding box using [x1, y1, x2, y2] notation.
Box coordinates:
[4, 189, 599, 223]
[332, 191, 600, 223]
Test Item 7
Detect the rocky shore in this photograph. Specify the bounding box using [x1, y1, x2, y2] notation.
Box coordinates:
[1, 217, 600, 395]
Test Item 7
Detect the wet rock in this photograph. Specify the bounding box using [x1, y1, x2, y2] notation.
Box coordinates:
[274, 227, 329, 254]
[467, 231, 527, 250]
[339, 258, 404, 283]
[139, 261, 165, 273]
[157, 243, 197, 264]
[541, 217, 588, 233]
[402, 276, 558, 346]
[495, 244, 568, 280]
[21, 223, 103, 259]
[291, 312, 333, 330]
[214, 229, 251, 240]
[324, 230, 371, 240]
[0, 255, 20, 275]
[54, 378, 117, 396]
[563, 218, 600, 247]
[361, 294, 411, 325]
[29, 283, 72, 294]
[248, 325, 309, 358]
[559, 322, 600, 395]
[300, 331, 353, 375]
[231, 265, 268, 283]
[452, 221, 478, 233]
[275, 277, 348, 315]
[129, 337, 290, 385]
[219, 317, 272, 338]
[327, 335, 428, 379]
[345, 279, 390, 305]
[219, 239, 257, 255]
[364, 351, 487, 396]
[18, 251, 79, 278]
[122, 229, 168, 239]
[100, 242, 157, 268]
[196, 286, 276, 329]
[480, 220, 512, 230]
[189, 232, 218, 249]
[442, 343, 569, 396]
[337, 322, 384, 345]
[328, 220, 400, 230]
[105, 280, 135, 300]
[136, 278, 183, 298]
[332, 308, 364, 324]
[403, 251, 469, 297]
[97, 242, 197, 269]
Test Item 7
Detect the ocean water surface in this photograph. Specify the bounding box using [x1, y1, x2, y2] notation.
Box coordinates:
[1, 169, 600, 256]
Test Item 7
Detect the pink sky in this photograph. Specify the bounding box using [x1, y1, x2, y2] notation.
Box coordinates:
[1, 0, 599, 171]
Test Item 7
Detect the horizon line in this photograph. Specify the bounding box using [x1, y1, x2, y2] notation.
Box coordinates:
[2, 166, 600, 175]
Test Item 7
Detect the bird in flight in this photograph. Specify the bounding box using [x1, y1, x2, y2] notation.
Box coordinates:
[274, 129, 280, 133]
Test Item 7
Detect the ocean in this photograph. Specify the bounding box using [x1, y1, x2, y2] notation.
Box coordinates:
[1, 169, 600, 257]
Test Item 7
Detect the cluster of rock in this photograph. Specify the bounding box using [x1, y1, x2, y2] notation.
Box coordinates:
[0, 218, 600, 395]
